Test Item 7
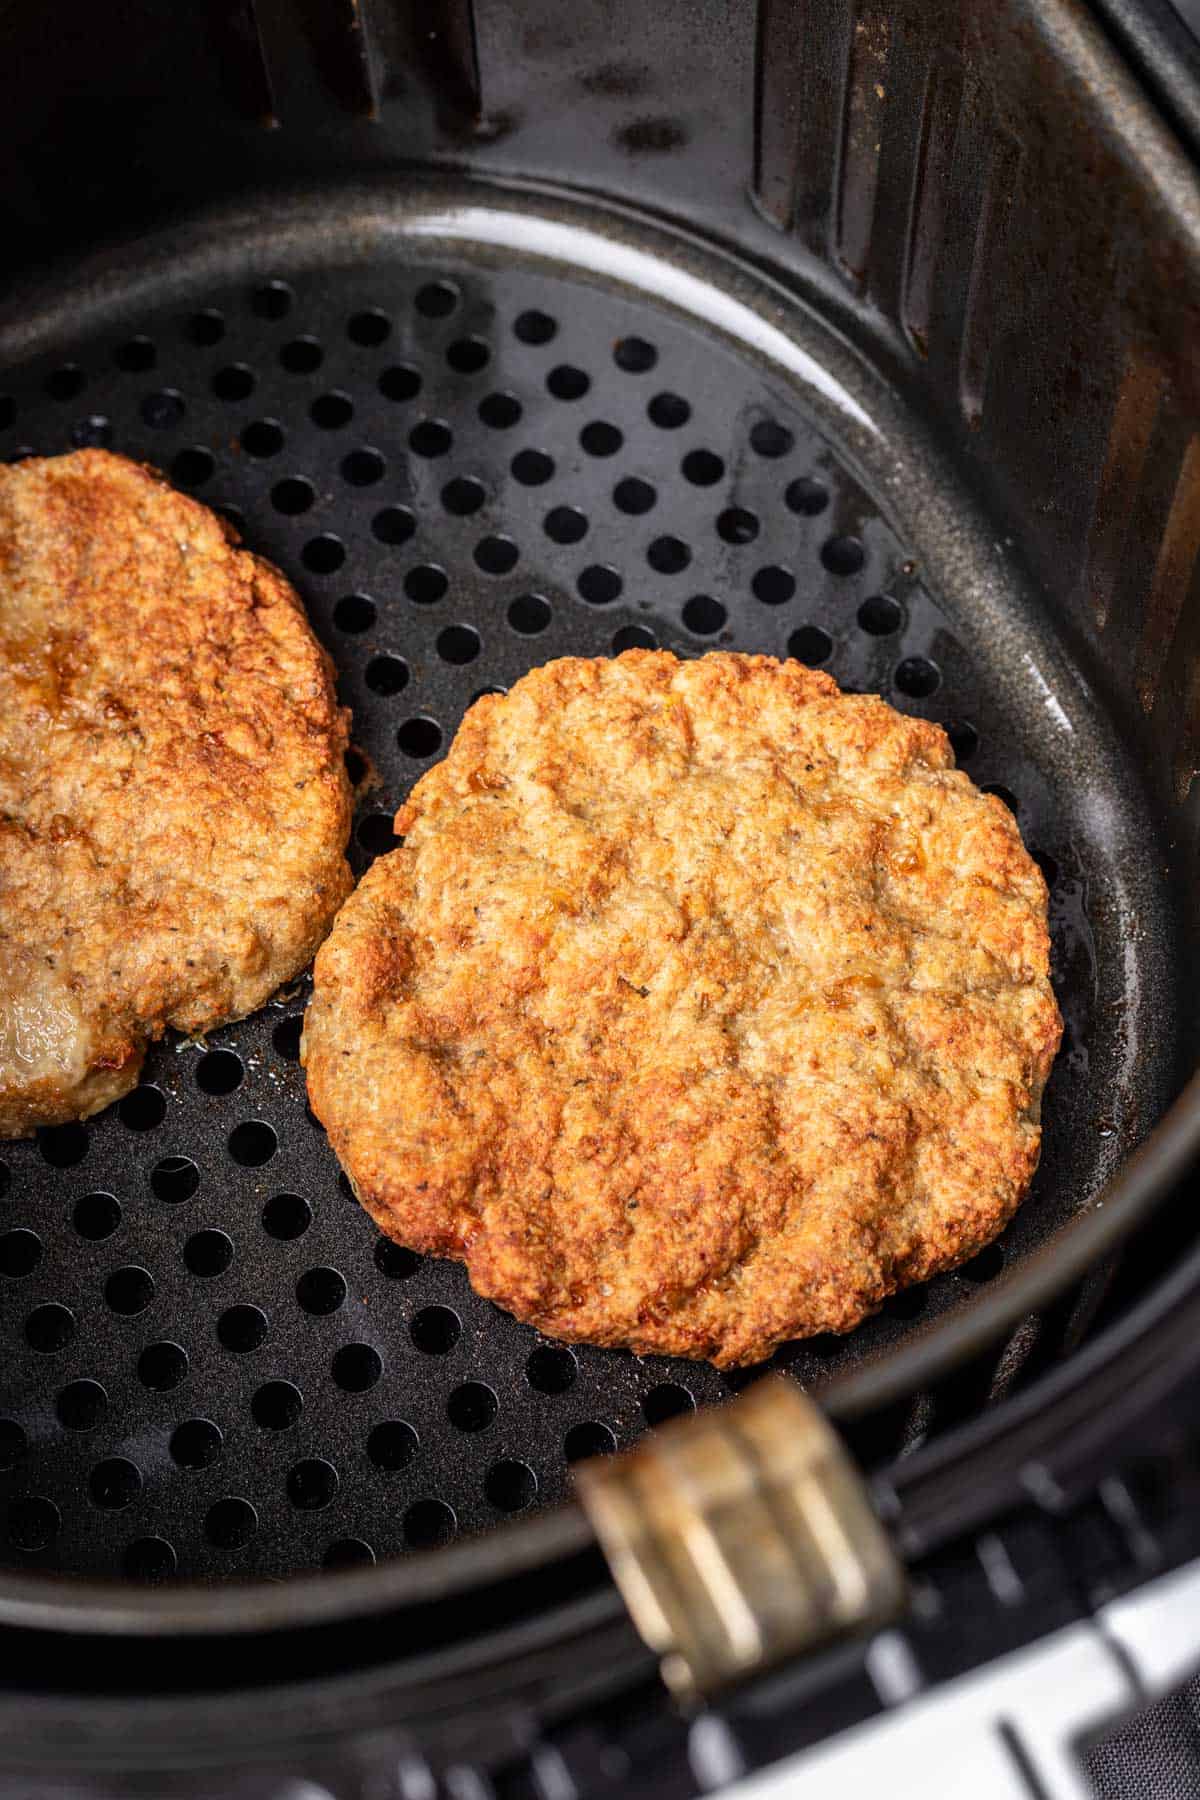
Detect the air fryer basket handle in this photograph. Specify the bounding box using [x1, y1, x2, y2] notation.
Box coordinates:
[576, 1376, 907, 1697]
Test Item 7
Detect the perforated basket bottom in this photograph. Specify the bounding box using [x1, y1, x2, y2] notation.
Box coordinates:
[0, 219, 1118, 1582]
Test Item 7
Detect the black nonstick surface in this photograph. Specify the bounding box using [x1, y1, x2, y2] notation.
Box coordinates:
[0, 196, 1172, 1581]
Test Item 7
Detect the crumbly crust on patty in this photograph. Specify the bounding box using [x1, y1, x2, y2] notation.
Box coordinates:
[305, 651, 1061, 1366]
[0, 450, 352, 1136]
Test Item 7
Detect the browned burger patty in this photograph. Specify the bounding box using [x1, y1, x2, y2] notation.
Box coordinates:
[305, 651, 1061, 1367]
[0, 450, 352, 1137]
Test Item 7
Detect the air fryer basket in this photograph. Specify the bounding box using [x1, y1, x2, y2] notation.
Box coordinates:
[0, 0, 1198, 1649]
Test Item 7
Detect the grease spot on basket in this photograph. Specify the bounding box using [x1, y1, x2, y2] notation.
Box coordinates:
[616, 117, 688, 153]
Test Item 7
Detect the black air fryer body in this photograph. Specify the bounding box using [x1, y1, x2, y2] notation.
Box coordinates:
[2, 2, 1200, 1795]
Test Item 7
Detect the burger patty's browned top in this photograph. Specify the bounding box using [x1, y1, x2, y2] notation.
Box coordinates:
[0, 450, 352, 1137]
[307, 649, 1062, 1367]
